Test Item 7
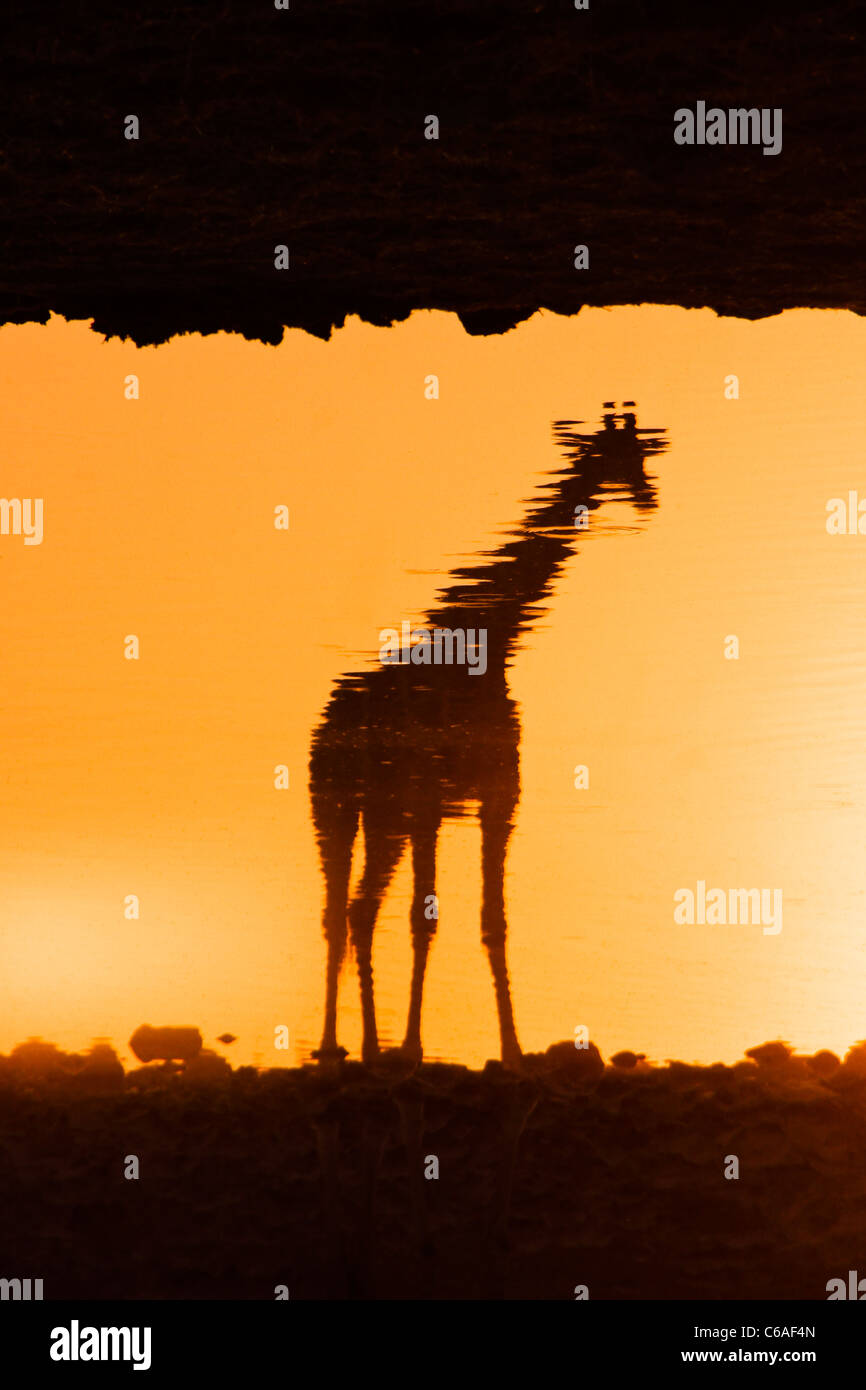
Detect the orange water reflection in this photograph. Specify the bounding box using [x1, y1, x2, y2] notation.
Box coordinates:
[1, 308, 865, 1069]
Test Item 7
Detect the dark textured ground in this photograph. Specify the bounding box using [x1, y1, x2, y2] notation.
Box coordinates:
[3, 1038, 866, 1300]
[2, 0, 863, 345]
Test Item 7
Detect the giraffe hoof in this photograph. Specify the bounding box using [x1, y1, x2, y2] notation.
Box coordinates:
[374, 1045, 422, 1078]
[501, 1046, 526, 1075]
[312, 1045, 349, 1064]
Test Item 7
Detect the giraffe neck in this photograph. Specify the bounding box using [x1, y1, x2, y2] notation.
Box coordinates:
[422, 460, 608, 672]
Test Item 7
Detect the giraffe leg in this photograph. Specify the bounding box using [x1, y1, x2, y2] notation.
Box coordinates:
[401, 816, 441, 1062]
[348, 809, 406, 1065]
[311, 795, 359, 1062]
[480, 801, 523, 1069]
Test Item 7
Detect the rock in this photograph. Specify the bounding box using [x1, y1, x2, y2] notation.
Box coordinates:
[8, 1038, 70, 1077]
[807, 1049, 840, 1078]
[77, 1042, 125, 1093]
[611, 1050, 645, 1071]
[129, 1025, 203, 1064]
[184, 1049, 232, 1082]
[744, 1041, 793, 1068]
[543, 1039, 604, 1079]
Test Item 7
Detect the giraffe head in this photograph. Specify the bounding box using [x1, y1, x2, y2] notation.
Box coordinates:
[602, 399, 638, 433]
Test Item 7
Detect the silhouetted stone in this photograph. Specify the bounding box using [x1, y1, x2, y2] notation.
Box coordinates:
[807, 1050, 840, 1078]
[8, 1038, 71, 1077]
[543, 1039, 604, 1079]
[184, 1048, 232, 1083]
[611, 1050, 645, 1070]
[129, 1025, 203, 1064]
[77, 1042, 125, 1094]
[745, 1041, 794, 1069]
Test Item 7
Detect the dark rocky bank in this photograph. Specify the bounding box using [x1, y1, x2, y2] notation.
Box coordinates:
[3, 1037, 866, 1300]
[2, 0, 863, 345]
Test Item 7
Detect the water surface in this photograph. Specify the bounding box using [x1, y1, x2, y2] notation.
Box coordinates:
[1, 306, 864, 1068]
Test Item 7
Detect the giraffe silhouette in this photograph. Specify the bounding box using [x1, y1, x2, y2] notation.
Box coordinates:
[309, 404, 667, 1070]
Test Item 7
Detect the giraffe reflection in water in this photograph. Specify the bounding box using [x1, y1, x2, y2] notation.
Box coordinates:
[310, 405, 667, 1070]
